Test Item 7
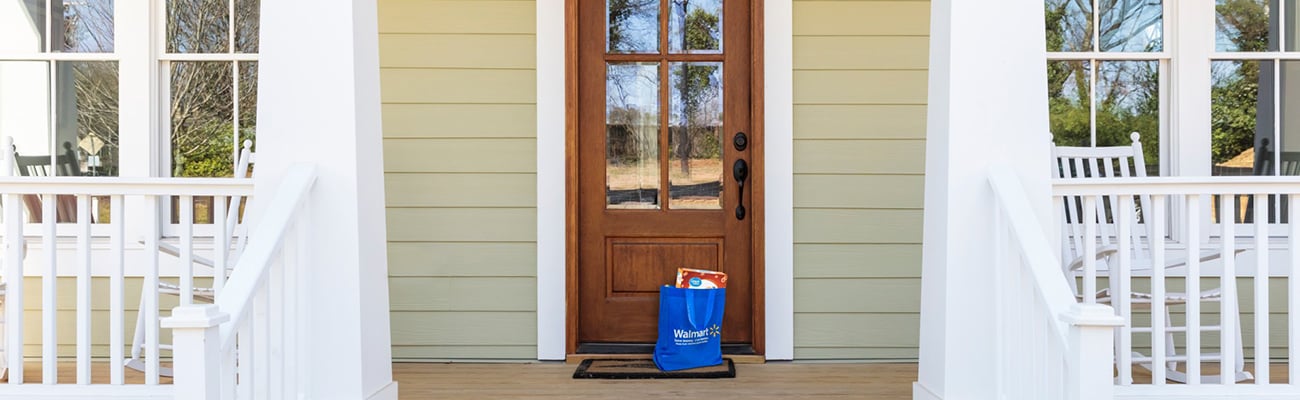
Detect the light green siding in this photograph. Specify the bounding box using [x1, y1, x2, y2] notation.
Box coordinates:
[792, 0, 929, 360]
[379, 0, 538, 361]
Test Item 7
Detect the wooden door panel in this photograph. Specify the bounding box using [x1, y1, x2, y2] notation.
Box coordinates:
[608, 238, 722, 294]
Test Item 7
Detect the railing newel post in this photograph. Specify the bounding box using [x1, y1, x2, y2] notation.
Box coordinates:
[1062, 303, 1123, 400]
[164, 304, 231, 400]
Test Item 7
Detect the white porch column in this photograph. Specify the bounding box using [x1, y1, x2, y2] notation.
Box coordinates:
[915, 1, 1053, 399]
[254, 1, 396, 399]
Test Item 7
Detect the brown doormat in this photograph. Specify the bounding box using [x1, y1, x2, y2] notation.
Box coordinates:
[572, 358, 735, 379]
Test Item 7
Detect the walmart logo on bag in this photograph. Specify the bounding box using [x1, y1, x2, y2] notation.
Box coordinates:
[674, 325, 722, 340]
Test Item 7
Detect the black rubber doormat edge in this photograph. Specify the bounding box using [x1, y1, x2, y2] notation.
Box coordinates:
[572, 358, 736, 379]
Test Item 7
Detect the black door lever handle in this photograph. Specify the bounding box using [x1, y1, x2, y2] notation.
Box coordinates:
[733, 159, 748, 220]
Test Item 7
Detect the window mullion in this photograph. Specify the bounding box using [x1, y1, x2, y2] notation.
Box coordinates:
[1171, 0, 1214, 178]
[1170, 0, 1215, 244]
[115, 0, 158, 244]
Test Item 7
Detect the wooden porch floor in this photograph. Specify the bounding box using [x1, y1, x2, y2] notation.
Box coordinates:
[392, 362, 918, 400]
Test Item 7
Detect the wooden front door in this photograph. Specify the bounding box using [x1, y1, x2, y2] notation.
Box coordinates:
[574, 0, 759, 351]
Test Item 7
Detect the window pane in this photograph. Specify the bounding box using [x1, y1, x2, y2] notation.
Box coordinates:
[669, 0, 722, 54]
[0, 61, 52, 166]
[606, 62, 661, 209]
[238, 61, 257, 154]
[608, 0, 659, 54]
[1046, 0, 1093, 52]
[171, 61, 235, 179]
[1277, 61, 1300, 174]
[234, 0, 258, 53]
[1100, 0, 1162, 52]
[167, 0, 230, 53]
[1096, 60, 1160, 175]
[57, 0, 114, 53]
[62, 61, 119, 177]
[2, 1, 48, 52]
[669, 62, 722, 209]
[1048, 60, 1092, 146]
[1211, 60, 1262, 176]
[1216, 0, 1272, 52]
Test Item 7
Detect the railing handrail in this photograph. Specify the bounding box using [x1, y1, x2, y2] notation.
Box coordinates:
[212, 165, 316, 351]
[0, 176, 254, 196]
[989, 165, 1080, 342]
[1054, 176, 1300, 196]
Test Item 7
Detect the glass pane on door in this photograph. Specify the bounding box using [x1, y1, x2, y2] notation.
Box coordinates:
[606, 62, 662, 209]
[668, 62, 722, 209]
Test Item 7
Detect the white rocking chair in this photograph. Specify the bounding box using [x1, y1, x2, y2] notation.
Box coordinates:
[1053, 132, 1251, 384]
[126, 140, 254, 376]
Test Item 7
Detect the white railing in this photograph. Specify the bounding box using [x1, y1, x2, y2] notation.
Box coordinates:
[168, 165, 315, 400]
[0, 175, 253, 398]
[1054, 176, 1300, 398]
[989, 165, 1123, 400]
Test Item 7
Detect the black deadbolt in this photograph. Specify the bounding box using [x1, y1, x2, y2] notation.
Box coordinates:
[733, 132, 748, 151]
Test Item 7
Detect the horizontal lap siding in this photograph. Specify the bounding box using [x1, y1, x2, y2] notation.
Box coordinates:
[379, 0, 538, 361]
[792, 0, 929, 361]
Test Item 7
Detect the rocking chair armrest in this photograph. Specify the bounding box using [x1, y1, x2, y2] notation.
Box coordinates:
[1066, 244, 1120, 272]
[139, 238, 219, 269]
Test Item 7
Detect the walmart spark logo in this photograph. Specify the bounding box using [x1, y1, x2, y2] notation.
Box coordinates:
[709, 324, 721, 337]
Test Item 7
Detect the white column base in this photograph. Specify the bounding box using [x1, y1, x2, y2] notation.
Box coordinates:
[913, 381, 942, 400]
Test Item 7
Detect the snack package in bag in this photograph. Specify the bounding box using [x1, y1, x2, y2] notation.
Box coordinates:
[675, 268, 727, 289]
[653, 286, 726, 371]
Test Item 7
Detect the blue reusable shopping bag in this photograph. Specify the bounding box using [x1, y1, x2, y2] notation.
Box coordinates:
[653, 286, 726, 371]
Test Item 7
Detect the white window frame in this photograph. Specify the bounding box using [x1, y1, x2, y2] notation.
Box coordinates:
[0, 1, 254, 248]
[153, 0, 258, 237]
[0, 1, 126, 237]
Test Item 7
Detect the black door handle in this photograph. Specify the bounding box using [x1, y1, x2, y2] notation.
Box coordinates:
[733, 159, 748, 220]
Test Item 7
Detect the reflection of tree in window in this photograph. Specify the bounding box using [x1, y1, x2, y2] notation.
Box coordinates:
[60, 1, 119, 176]
[1211, 0, 1267, 168]
[1045, 0, 1162, 171]
[608, 0, 658, 52]
[167, 0, 259, 179]
[673, 4, 720, 176]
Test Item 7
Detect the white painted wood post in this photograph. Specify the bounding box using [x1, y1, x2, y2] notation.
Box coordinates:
[255, 0, 397, 398]
[1062, 303, 1122, 400]
[163, 305, 230, 400]
[917, 0, 1053, 398]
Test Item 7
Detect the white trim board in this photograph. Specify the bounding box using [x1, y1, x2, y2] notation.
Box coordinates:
[534, 0, 795, 361]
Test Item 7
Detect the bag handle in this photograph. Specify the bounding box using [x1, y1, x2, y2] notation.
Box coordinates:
[685, 289, 718, 330]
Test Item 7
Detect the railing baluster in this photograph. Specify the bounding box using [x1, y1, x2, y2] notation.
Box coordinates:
[76, 195, 91, 384]
[1117, 194, 1133, 384]
[181, 195, 194, 306]
[5, 191, 24, 384]
[1084, 196, 1098, 303]
[1290, 194, 1300, 384]
[237, 317, 252, 399]
[1219, 194, 1237, 385]
[294, 200, 312, 397]
[213, 197, 227, 297]
[144, 196, 161, 385]
[992, 206, 1007, 395]
[1152, 195, 1167, 384]
[110, 195, 124, 385]
[254, 282, 269, 400]
[269, 246, 285, 397]
[42, 194, 57, 384]
[1186, 195, 1202, 384]
[1253, 193, 1269, 385]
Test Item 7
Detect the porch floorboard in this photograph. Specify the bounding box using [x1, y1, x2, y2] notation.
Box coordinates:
[392, 361, 918, 399]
